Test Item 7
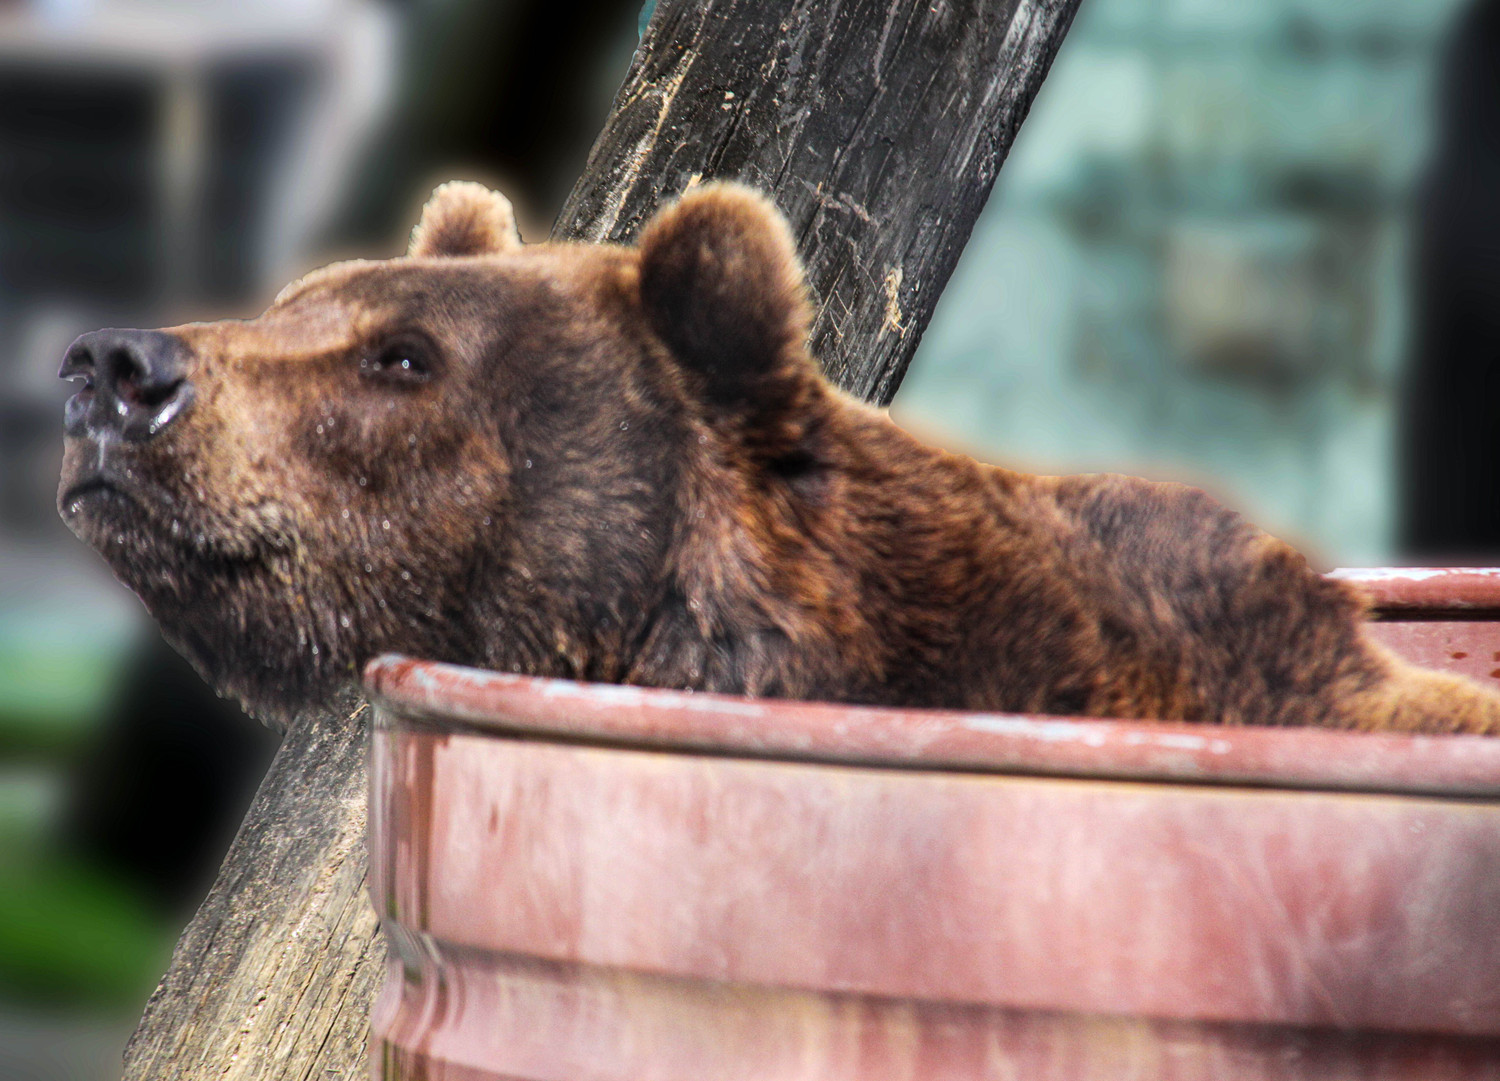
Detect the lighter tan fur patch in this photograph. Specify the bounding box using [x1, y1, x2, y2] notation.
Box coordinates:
[408, 181, 521, 258]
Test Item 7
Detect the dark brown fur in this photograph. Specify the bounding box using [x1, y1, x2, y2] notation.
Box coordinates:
[59, 182, 1500, 733]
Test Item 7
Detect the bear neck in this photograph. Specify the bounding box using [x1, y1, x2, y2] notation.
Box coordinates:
[623, 392, 912, 702]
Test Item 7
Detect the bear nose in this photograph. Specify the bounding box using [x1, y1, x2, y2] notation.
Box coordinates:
[61, 329, 194, 443]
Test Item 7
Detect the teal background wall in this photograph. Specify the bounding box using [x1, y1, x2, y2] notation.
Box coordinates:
[893, 0, 1467, 565]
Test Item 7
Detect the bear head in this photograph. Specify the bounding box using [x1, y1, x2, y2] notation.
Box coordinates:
[58, 182, 849, 722]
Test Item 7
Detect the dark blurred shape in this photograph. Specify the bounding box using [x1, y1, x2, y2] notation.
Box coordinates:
[1400, 0, 1500, 562]
[331, 0, 642, 244]
[0, 53, 315, 311]
[197, 57, 317, 302]
[62, 636, 280, 915]
[0, 66, 158, 304]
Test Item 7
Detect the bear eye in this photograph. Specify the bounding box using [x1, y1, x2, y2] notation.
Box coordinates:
[360, 336, 434, 385]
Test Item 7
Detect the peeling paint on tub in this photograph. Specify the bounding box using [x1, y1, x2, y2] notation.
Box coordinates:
[962, 716, 1110, 747]
[1329, 567, 1500, 582]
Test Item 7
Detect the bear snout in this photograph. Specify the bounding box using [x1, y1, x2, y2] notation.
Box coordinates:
[61, 328, 195, 444]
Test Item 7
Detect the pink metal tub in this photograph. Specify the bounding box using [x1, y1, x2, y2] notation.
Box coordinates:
[366, 569, 1500, 1080]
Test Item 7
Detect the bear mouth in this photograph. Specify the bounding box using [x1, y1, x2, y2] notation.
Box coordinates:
[63, 458, 289, 577]
[60, 473, 139, 516]
[61, 465, 207, 559]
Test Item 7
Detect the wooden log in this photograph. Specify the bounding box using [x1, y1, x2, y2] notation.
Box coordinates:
[120, 1, 1083, 1076]
[558, 0, 1084, 404]
[120, 693, 384, 1080]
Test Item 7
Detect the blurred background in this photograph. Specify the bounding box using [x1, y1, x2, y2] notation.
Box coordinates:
[894, 0, 1500, 567]
[0, 0, 1495, 1077]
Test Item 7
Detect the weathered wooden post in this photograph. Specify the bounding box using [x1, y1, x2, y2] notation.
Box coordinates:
[120, 1, 1082, 1076]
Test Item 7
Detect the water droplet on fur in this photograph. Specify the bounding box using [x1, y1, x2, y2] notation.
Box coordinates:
[357, 476, 368, 487]
[341, 509, 350, 519]
[519, 565, 532, 580]
[326, 416, 336, 427]
[698, 434, 708, 444]
[400, 570, 411, 581]
[316, 425, 324, 435]
[524, 459, 533, 469]
[115, 534, 124, 545]
[407, 434, 417, 447]
[377, 598, 387, 609]
[688, 599, 701, 611]
[339, 615, 351, 629]
[619, 420, 629, 431]
[381, 519, 391, 531]
[310, 644, 319, 656]
[170, 520, 181, 536]
[68, 500, 82, 515]
[482, 516, 492, 526]
[364, 562, 374, 574]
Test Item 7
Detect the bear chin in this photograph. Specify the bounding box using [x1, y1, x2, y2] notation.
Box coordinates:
[59, 476, 340, 724]
[153, 583, 363, 729]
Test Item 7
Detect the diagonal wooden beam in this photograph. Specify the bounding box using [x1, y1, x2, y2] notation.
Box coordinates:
[121, 1, 1082, 1076]
[558, 0, 1083, 404]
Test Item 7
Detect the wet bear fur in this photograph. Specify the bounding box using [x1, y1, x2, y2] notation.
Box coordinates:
[59, 181, 1500, 734]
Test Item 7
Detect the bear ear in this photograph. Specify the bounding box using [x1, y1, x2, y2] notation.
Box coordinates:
[636, 183, 813, 410]
[408, 181, 521, 258]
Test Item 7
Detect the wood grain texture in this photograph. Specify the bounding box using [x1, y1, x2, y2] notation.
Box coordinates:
[556, 0, 1084, 404]
[120, 694, 386, 1080]
[118, 2, 1083, 1075]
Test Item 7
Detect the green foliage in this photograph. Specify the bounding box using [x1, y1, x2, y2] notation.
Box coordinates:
[0, 611, 130, 756]
[0, 610, 163, 1009]
[0, 832, 171, 1008]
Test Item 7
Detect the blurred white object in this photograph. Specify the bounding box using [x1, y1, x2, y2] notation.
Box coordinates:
[0, 0, 396, 295]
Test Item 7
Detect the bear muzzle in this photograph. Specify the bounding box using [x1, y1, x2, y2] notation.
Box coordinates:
[61, 328, 195, 445]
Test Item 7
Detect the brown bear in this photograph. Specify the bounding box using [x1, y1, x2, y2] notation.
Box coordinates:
[57, 181, 1500, 734]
